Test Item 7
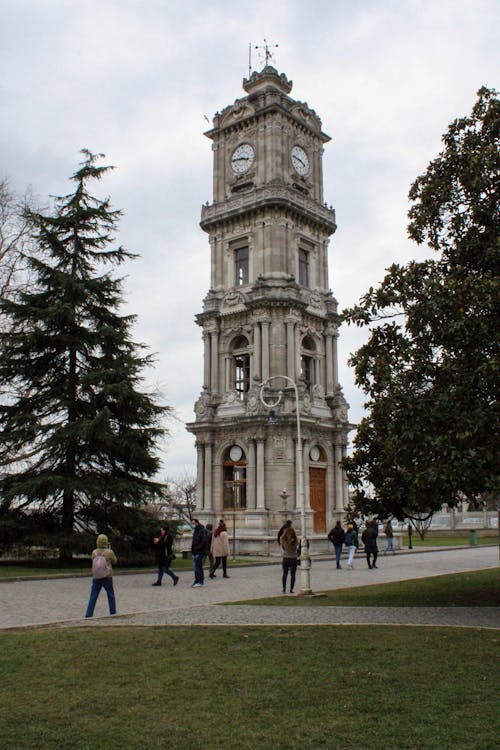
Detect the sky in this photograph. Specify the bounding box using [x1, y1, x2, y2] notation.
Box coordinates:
[1, 0, 498, 480]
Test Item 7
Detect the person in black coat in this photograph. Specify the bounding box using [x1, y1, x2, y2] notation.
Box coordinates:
[191, 518, 207, 587]
[328, 520, 345, 569]
[361, 520, 379, 569]
[152, 525, 179, 586]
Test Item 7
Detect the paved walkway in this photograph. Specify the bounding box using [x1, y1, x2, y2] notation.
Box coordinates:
[0, 547, 498, 630]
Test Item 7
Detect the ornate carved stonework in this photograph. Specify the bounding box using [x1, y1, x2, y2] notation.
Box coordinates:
[187, 64, 352, 546]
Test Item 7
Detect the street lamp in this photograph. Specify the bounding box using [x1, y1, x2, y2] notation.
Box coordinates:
[260, 375, 312, 595]
[231, 475, 240, 562]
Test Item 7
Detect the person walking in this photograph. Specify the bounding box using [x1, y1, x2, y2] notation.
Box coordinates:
[209, 520, 230, 578]
[328, 520, 345, 569]
[344, 524, 358, 569]
[152, 525, 179, 587]
[281, 524, 299, 593]
[362, 520, 379, 569]
[384, 520, 395, 555]
[191, 518, 206, 587]
[85, 533, 117, 618]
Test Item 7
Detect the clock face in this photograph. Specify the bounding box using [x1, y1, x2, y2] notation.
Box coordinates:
[231, 143, 255, 174]
[291, 145, 309, 176]
[229, 445, 243, 462]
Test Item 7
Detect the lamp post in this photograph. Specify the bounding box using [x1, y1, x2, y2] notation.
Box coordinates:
[231, 477, 239, 562]
[260, 375, 312, 595]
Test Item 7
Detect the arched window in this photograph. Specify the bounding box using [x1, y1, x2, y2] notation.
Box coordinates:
[232, 335, 250, 399]
[223, 445, 247, 509]
[300, 336, 316, 391]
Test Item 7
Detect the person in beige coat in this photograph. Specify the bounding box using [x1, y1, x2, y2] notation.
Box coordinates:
[209, 520, 230, 578]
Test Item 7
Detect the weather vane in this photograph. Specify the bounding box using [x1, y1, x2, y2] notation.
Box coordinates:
[248, 39, 279, 76]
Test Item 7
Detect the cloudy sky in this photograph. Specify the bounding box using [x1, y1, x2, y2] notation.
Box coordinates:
[1, 0, 498, 479]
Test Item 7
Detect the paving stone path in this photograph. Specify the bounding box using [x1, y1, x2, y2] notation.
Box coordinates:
[1, 546, 498, 630]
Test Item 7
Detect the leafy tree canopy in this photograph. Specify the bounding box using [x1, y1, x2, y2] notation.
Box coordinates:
[0, 151, 171, 549]
[342, 87, 499, 520]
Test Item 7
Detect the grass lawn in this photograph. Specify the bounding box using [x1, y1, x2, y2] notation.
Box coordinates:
[1, 625, 498, 750]
[405, 535, 496, 547]
[230, 569, 500, 607]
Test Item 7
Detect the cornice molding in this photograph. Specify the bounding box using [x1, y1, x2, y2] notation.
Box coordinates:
[201, 185, 336, 235]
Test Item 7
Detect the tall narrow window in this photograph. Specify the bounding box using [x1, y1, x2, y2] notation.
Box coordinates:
[235, 354, 250, 397]
[223, 447, 247, 509]
[301, 335, 316, 391]
[299, 248, 309, 286]
[235, 246, 249, 286]
[300, 355, 312, 389]
[232, 335, 250, 399]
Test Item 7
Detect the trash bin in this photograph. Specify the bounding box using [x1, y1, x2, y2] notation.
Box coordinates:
[469, 530, 478, 546]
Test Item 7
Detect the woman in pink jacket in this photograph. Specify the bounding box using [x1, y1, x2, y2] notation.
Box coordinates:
[209, 520, 230, 579]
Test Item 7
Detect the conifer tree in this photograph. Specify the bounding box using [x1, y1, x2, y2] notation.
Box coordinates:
[0, 151, 169, 545]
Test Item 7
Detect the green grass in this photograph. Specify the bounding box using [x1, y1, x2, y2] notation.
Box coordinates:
[230, 568, 500, 607]
[0, 626, 498, 750]
[405, 534, 495, 547]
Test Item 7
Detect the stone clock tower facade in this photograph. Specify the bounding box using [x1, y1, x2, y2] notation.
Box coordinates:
[187, 66, 351, 554]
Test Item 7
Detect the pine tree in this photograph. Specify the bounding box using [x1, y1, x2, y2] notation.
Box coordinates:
[0, 151, 169, 549]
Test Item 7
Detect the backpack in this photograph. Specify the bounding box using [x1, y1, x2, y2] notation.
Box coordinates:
[92, 552, 110, 579]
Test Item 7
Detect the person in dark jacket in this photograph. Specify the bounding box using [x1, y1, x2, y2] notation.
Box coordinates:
[191, 519, 207, 587]
[362, 520, 379, 569]
[328, 521, 345, 569]
[281, 524, 299, 594]
[152, 525, 179, 587]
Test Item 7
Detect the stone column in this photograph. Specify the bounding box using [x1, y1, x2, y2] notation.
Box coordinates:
[204, 442, 213, 511]
[325, 329, 334, 396]
[253, 322, 261, 381]
[261, 319, 270, 381]
[341, 444, 349, 508]
[210, 331, 219, 393]
[196, 443, 205, 510]
[256, 438, 266, 509]
[294, 324, 301, 382]
[303, 440, 311, 509]
[247, 439, 257, 509]
[332, 333, 339, 389]
[334, 444, 344, 511]
[285, 318, 295, 379]
[225, 356, 231, 392]
[203, 332, 211, 390]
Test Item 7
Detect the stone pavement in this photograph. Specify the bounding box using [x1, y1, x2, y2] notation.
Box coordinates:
[0, 546, 498, 630]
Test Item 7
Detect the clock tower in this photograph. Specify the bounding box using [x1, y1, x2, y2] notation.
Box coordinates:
[187, 65, 351, 554]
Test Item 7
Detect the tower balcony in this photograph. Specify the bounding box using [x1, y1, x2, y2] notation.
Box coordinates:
[201, 185, 336, 234]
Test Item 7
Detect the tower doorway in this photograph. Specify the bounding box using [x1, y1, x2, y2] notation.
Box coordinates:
[309, 467, 326, 533]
